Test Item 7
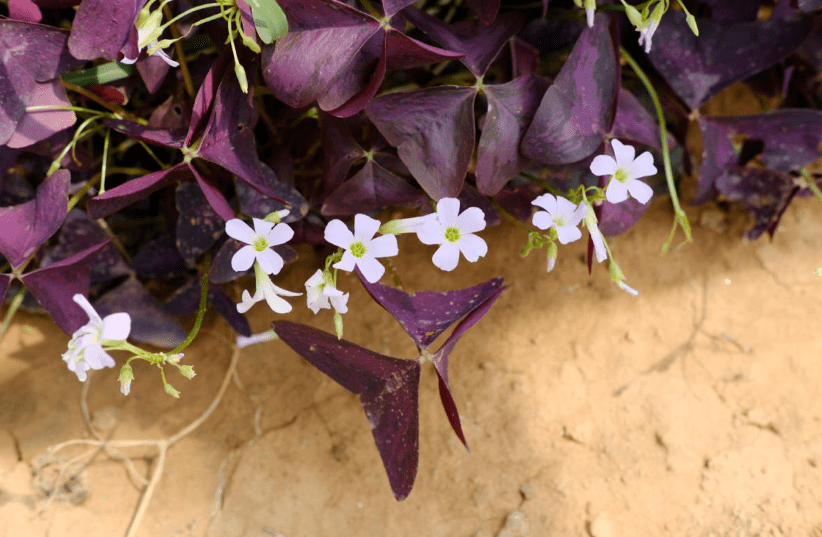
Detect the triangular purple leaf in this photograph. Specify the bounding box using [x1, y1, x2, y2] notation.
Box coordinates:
[175, 182, 224, 261]
[401, 7, 524, 77]
[94, 276, 187, 348]
[317, 33, 386, 117]
[646, 11, 812, 110]
[521, 13, 618, 166]
[465, 0, 500, 24]
[5, 80, 76, 149]
[164, 277, 252, 337]
[40, 209, 130, 283]
[131, 235, 187, 278]
[598, 195, 651, 237]
[610, 88, 674, 151]
[321, 159, 427, 217]
[358, 275, 506, 350]
[272, 320, 420, 501]
[188, 164, 234, 222]
[366, 86, 476, 200]
[20, 240, 109, 334]
[68, 0, 143, 61]
[382, 0, 416, 17]
[431, 282, 507, 448]
[0, 169, 69, 268]
[106, 118, 186, 149]
[493, 181, 543, 223]
[383, 27, 464, 71]
[476, 74, 550, 195]
[320, 113, 366, 194]
[261, 0, 380, 108]
[86, 163, 190, 219]
[715, 166, 797, 240]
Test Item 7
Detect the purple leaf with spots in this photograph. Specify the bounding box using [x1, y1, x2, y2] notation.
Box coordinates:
[598, 196, 651, 237]
[366, 86, 476, 200]
[695, 110, 822, 204]
[646, 11, 812, 110]
[68, 0, 143, 61]
[5, 80, 76, 149]
[321, 159, 427, 217]
[175, 182, 224, 261]
[40, 209, 131, 283]
[358, 275, 506, 350]
[0, 169, 69, 268]
[521, 13, 619, 165]
[94, 276, 186, 348]
[20, 241, 109, 334]
[164, 277, 251, 337]
[715, 166, 797, 240]
[610, 88, 674, 151]
[476, 74, 550, 195]
[271, 320, 420, 501]
[131, 235, 187, 279]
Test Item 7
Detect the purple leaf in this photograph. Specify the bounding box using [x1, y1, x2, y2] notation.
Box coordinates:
[0, 169, 69, 268]
[188, 164, 234, 222]
[106, 118, 186, 149]
[401, 7, 524, 77]
[697, 0, 760, 22]
[10, 0, 43, 22]
[86, 164, 190, 219]
[646, 11, 812, 110]
[5, 80, 75, 149]
[131, 235, 187, 278]
[320, 113, 366, 194]
[382, 0, 416, 16]
[366, 86, 476, 200]
[715, 166, 797, 240]
[135, 53, 173, 94]
[94, 276, 187, 348]
[611, 88, 674, 151]
[40, 209, 131, 283]
[321, 159, 427, 217]
[464, 0, 500, 24]
[261, 0, 379, 108]
[797, 0, 822, 11]
[521, 13, 618, 165]
[175, 182, 224, 261]
[317, 34, 386, 117]
[271, 320, 420, 501]
[0, 19, 83, 145]
[598, 195, 651, 237]
[476, 74, 550, 195]
[383, 27, 463, 70]
[695, 110, 822, 204]
[68, 0, 143, 61]
[164, 277, 252, 337]
[20, 241, 108, 334]
[493, 181, 543, 223]
[358, 275, 506, 350]
[431, 282, 507, 448]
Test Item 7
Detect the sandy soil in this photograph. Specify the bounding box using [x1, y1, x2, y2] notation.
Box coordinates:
[3, 188, 822, 537]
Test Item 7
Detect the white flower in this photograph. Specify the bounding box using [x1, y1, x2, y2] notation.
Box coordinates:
[618, 281, 639, 296]
[417, 198, 488, 272]
[325, 214, 399, 284]
[531, 194, 586, 244]
[237, 264, 301, 314]
[62, 294, 131, 382]
[590, 139, 657, 205]
[121, 39, 178, 67]
[226, 217, 294, 275]
[637, 18, 660, 53]
[236, 330, 279, 348]
[585, 0, 595, 27]
[582, 202, 608, 263]
[305, 269, 349, 314]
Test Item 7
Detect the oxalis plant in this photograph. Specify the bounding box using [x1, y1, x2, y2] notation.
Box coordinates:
[2, 0, 822, 520]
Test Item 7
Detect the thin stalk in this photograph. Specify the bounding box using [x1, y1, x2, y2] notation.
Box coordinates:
[0, 288, 27, 343]
[171, 252, 211, 355]
[163, 3, 195, 97]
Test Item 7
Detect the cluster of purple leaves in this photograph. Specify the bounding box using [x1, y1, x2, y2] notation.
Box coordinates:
[2, 0, 822, 499]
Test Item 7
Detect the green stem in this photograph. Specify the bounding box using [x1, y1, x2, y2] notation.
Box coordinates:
[519, 171, 566, 198]
[171, 252, 211, 355]
[620, 46, 692, 253]
[0, 288, 27, 343]
[490, 198, 533, 234]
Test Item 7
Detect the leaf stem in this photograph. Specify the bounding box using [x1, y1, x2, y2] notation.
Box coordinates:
[171, 252, 211, 355]
[0, 287, 27, 343]
[619, 46, 692, 253]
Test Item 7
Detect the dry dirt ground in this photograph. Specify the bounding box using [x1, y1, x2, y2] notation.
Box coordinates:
[2, 192, 822, 537]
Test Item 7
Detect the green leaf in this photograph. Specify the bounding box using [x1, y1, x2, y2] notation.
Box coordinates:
[62, 63, 137, 87]
[249, 0, 288, 44]
[685, 13, 699, 36]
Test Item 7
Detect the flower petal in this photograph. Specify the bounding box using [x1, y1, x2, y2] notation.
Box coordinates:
[353, 213, 381, 241]
[628, 151, 658, 179]
[100, 312, 131, 341]
[605, 180, 629, 204]
[458, 234, 488, 262]
[456, 207, 486, 234]
[324, 219, 353, 248]
[590, 227, 607, 262]
[256, 248, 284, 275]
[72, 294, 102, 325]
[436, 197, 461, 224]
[225, 219, 255, 244]
[532, 211, 553, 230]
[556, 225, 582, 244]
[417, 221, 444, 245]
[83, 344, 116, 370]
[267, 222, 294, 246]
[589, 155, 617, 177]
[236, 289, 260, 314]
[356, 255, 386, 283]
[231, 245, 257, 272]
[556, 196, 579, 220]
[611, 139, 635, 166]
[432, 243, 461, 271]
[367, 234, 399, 258]
[252, 218, 274, 238]
[333, 250, 357, 272]
[262, 290, 293, 314]
[627, 179, 653, 204]
[531, 193, 557, 215]
[330, 293, 349, 314]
